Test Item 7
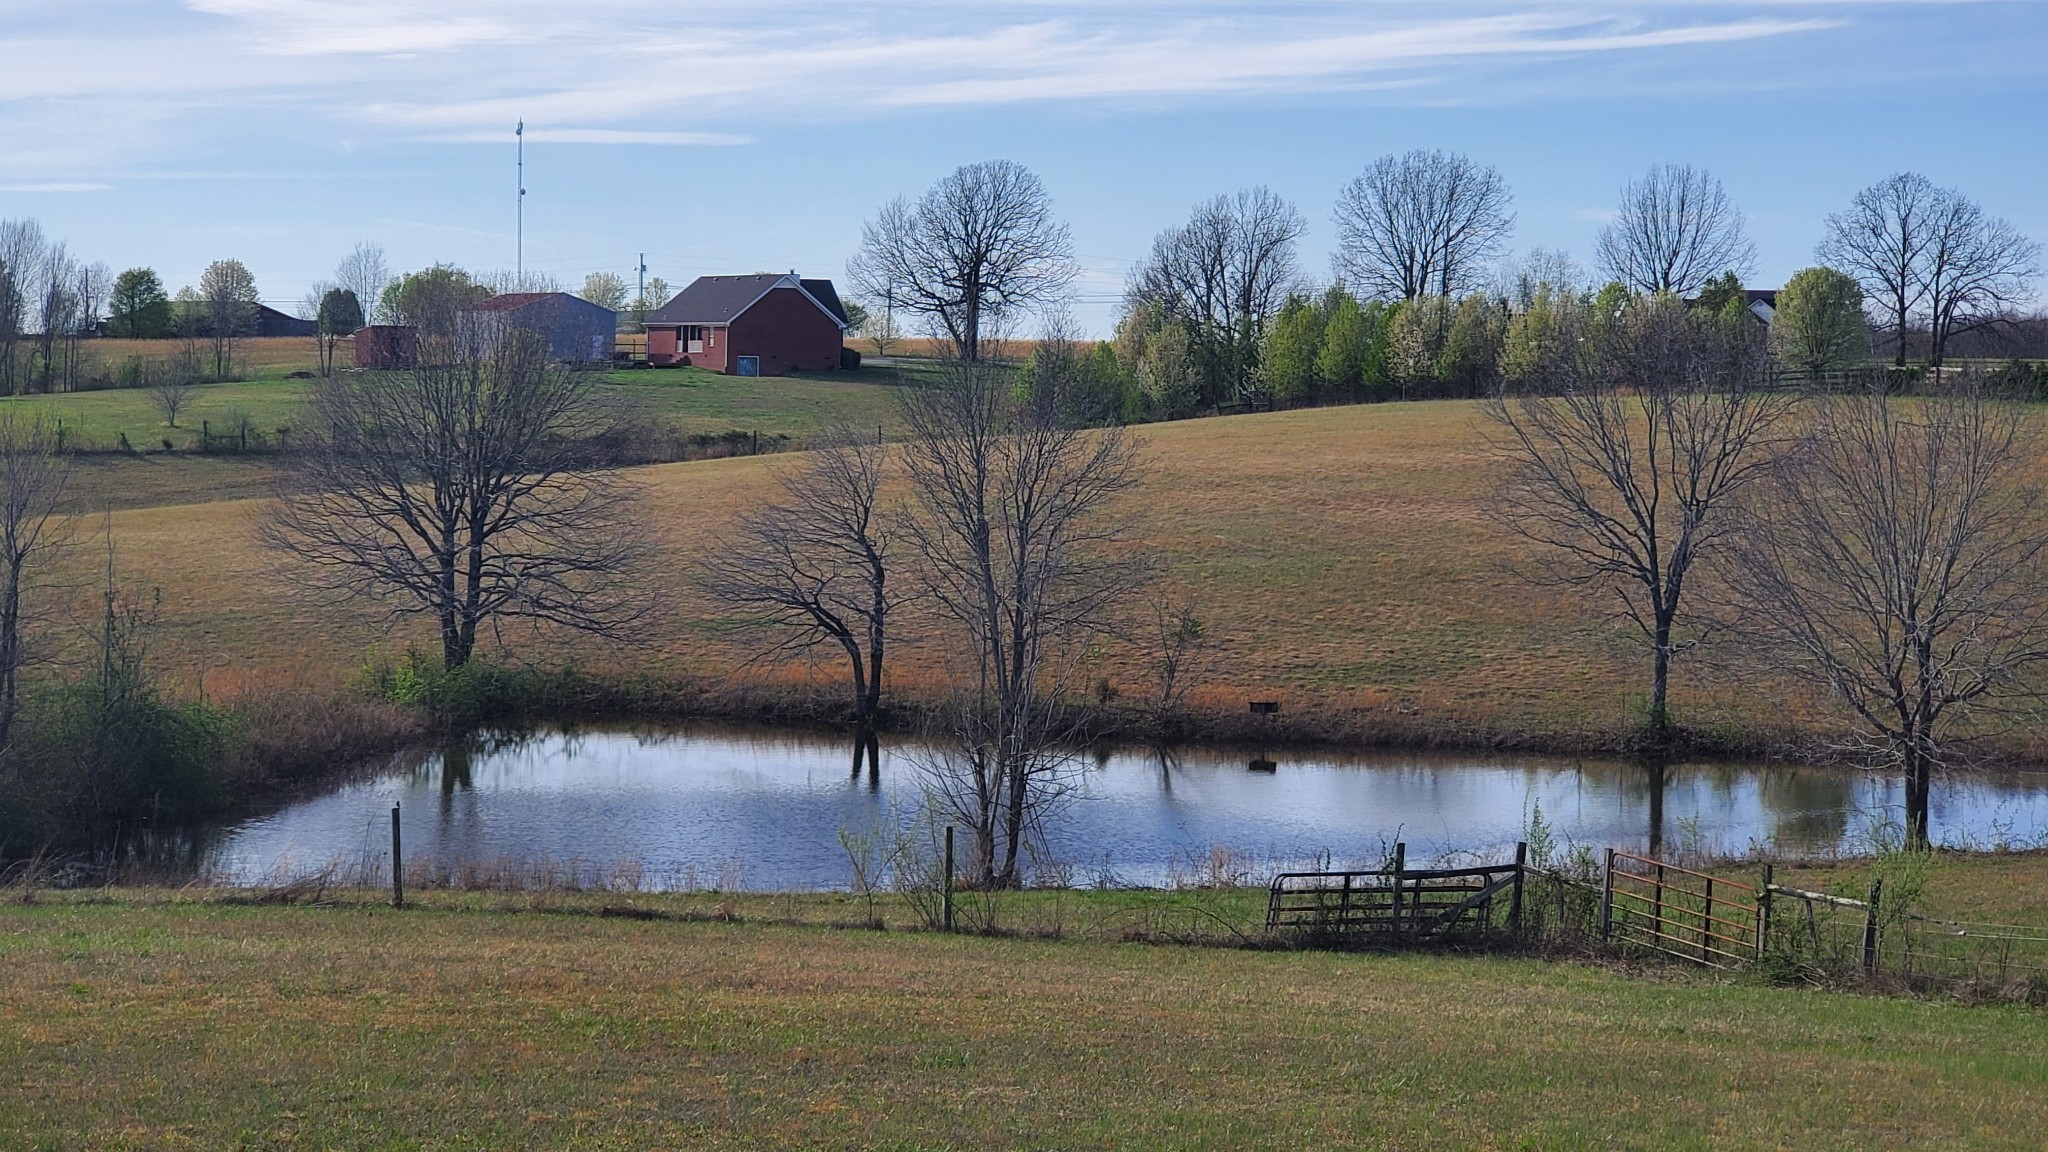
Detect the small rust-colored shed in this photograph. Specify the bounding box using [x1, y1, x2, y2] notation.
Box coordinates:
[352, 325, 418, 369]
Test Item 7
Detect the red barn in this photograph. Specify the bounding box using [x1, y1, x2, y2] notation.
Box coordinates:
[643, 273, 848, 375]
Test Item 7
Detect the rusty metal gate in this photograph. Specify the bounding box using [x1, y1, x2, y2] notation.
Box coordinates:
[1601, 850, 1761, 968]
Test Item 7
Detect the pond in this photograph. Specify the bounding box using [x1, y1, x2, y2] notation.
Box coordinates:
[199, 725, 2048, 891]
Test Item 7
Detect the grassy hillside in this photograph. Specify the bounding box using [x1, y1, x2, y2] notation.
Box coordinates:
[80, 399, 1856, 751]
[6, 354, 912, 455]
[2, 895, 2044, 1150]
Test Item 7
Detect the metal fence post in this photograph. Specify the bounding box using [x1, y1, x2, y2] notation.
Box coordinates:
[942, 825, 955, 933]
[1756, 863, 1774, 962]
[1701, 877, 1714, 964]
[1653, 862, 1666, 945]
[1511, 841, 1528, 937]
[390, 803, 403, 909]
[1390, 842, 1406, 936]
[1600, 849, 1615, 939]
[1862, 878, 1883, 974]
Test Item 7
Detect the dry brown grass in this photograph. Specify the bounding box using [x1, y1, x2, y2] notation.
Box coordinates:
[86, 335, 324, 378]
[80, 400, 1910, 753]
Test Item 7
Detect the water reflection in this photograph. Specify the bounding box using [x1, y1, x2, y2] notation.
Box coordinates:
[197, 725, 2048, 891]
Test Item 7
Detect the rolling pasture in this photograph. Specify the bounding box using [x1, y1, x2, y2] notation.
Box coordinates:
[63, 394, 1833, 749]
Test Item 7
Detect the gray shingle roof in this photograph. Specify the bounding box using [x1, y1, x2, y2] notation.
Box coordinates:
[646, 274, 846, 327]
[800, 279, 849, 327]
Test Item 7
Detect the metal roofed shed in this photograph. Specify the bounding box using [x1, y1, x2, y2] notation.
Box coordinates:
[457, 292, 616, 363]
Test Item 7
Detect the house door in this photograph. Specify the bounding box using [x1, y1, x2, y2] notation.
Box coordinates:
[736, 355, 760, 377]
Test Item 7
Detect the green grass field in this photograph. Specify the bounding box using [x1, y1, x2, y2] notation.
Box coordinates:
[3, 892, 2046, 1150]
[6, 337, 919, 457]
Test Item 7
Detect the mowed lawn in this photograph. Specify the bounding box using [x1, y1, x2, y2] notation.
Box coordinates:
[2, 899, 2045, 1150]
[95, 399, 1824, 744]
[6, 338, 915, 459]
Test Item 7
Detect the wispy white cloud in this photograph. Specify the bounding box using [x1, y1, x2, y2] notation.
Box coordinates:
[0, 182, 114, 192]
[427, 129, 752, 146]
[0, 2, 1999, 176]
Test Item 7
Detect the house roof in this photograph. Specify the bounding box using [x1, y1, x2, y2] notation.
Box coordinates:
[646, 273, 847, 329]
[800, 279, 849, 327]
[464, 291, 586, 313]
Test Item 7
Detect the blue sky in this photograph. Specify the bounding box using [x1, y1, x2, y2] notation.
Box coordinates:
[1, 1, 2042, 334]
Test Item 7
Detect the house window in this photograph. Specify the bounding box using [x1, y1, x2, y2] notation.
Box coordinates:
[684, 325, 704, 354]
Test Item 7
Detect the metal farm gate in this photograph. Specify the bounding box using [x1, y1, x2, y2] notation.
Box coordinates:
[1601, 850, 1761, 968]
[1266, 843, 1527, 942]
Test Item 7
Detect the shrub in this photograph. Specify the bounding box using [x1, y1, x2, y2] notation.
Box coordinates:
[840, 346, 863, 371]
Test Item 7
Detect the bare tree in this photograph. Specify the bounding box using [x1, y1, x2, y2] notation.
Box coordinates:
[1919, 192, 2037, 368]
[1127, 187, 1306, 406]
[1146, 594, 1210, 736]
[1718, 385, 2048, 845]
[0, 415, 70, 755]
[860, 300, 902, 357]
[900, 357, 1147, 887]
[335, 242, 392, 326]
[1596, 164, 1756, 298]
[1499, 247, 1585, 309]
[1817, 173, 1939, 369]
[30, 242, 78, 394]
[149, 371, 194, 428]
[849, 160, 1075, 363]
[1483, 295, 1789, 741]
[1816, 173, 2038, 368]
[0, 219, 47, 396]
[1331, 150, 1515, 301]
[262, 334, 653, 669]
[700, 426, 893, 768]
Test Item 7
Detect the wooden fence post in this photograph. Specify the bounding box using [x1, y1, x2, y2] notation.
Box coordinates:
[1600, 849, 1615, 939]
[390, 803, 403, 909]
[1757, 863, 1774, 962]
[1390, 842, 1406, 936]
[1862, 878, 1883, 974]
[1511, 841, 1528, 937]
[942, 825, 955, 933]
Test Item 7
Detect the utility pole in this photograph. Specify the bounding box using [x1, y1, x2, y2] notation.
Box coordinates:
[516, 120, 526, 283]
[637, 253, 647, 305]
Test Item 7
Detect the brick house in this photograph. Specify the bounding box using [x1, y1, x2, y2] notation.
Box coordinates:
[643, 273, 848, 375]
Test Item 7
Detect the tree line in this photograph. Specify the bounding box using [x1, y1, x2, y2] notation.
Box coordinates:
[846, 156, 2041, 421]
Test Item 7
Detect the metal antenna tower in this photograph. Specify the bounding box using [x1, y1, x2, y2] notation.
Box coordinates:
[516, 120, 526, 282]
[638, 253, 647, 304]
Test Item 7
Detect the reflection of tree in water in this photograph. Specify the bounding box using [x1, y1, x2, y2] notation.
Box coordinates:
[439, 738, 475, 797]
[1151, 746, 1182, 794]
[1754, 767, 1856, 853]
[1644, 758, 1668, 857]
[849, 730, 880, 791]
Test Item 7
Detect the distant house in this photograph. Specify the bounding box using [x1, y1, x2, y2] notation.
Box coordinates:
[255, 305, 319, 338]
[458, 292, 615, 363]
[352, 325, 418, 369]
[643, 273, 848, 375]
[1742, 290, 1778, 327]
